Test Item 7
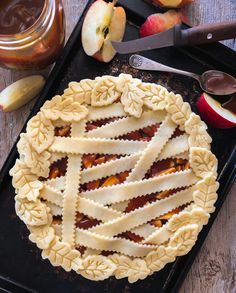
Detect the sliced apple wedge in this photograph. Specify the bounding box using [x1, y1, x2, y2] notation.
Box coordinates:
[0, 75, 45, 112]
[153, 0, 193, 8]
[196, 93, 236, 129]
[82, 0, 126, 63]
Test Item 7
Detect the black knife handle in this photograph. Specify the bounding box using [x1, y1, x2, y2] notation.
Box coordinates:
[175, 21, 236, 46]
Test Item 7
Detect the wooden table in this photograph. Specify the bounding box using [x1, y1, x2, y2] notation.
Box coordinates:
[0, 1, 235, 292]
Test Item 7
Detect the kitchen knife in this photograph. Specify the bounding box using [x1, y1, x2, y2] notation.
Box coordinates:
[112, 21, 236, 54]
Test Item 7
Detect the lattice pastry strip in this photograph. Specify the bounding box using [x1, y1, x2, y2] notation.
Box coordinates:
[80, 170, 198, 205]
[50, 137, 149, 155]
[45, 134, 189, 191]
[126, 115, 176, 182]
[10, 73, 219, 283]
[61, 121, 85, 246]
[41, 185, 194, 242]
[87, 103, 126, 121]
[41, 185, 123, 223]
[89, 187, 194, 238]
[52, 213, 156, 240]
[54, 225, 158, 257]
[86, 110, 165, 139]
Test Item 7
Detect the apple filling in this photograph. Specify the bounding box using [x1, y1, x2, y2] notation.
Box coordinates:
[55, 125, 71, 137]
[50, 119, 190, 254]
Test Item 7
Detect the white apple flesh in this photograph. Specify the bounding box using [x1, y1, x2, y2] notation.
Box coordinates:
[0, 75, 45, 112]
[93, 7, 126, 62]
[82, 0, 126, 63]
[82, 0, 112, 56]
[196, 93, 236, 129]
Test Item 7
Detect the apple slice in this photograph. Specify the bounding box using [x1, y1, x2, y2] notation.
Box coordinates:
[153, 0, 193, 8]
[196, 93, 236, 129]
[82, 0, 126, 63]
[0, 75, 45, 112]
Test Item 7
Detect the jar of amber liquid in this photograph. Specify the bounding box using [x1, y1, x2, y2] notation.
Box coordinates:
[0, 0, 65, 69]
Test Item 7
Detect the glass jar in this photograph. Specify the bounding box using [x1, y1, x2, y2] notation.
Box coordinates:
[0, 0, 65, 70]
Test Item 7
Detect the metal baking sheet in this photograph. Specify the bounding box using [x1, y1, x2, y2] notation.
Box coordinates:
[0, 1, 235, 292]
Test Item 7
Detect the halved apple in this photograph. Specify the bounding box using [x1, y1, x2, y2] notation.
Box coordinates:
[82, 0, 126, 63]
[196, 93, 236, 129]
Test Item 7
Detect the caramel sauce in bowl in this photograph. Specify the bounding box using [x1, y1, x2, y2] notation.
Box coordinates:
[201, 70, 236, 96]
[0, 0, 65, 69]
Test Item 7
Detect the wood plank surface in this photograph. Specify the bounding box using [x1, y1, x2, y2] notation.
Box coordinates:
[0, 1, 235, 292]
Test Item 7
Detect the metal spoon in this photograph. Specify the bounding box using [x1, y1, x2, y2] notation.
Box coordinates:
[129, 55, 236, 96]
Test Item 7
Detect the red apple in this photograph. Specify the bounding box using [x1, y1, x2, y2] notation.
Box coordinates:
[196, 93, 236, 129]
[82, 0, 126, 63]
[140, 10, 184, 38]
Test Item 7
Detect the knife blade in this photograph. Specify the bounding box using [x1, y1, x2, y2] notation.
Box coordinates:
[112, 26, 177, 54]
[112, 21, 236, 54]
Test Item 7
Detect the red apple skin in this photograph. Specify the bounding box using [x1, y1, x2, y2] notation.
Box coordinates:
[93, 51, 104, 62]
[196, 94, 236, 129]
[140, 10, 183, 38]
[140, 13, 166, 37]
[153, 0, 193, 8]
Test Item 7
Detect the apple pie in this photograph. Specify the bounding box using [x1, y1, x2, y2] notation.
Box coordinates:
[10, 74, 219, 283]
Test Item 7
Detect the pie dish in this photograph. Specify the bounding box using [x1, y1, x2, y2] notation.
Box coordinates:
[10, 74, 219, 283]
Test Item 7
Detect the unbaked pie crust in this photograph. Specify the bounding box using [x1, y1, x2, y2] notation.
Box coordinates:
[10, 74, 219, 283]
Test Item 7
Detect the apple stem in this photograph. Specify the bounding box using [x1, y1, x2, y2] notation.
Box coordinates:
[112, 0, 118, 5]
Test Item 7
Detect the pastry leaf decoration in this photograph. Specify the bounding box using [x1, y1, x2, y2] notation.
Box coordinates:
[63, 79, 95, 104]
[109, 254, 131, 279]
[140, 83, 168, 110]
[190, 147, 218, 178]
[189, 130, 212, 149]
[29, 225, 55, 249]
[193, 176, 219, 213]
[126, 259, 150, 283]
[79, 255, 116, 281]
[10, 159, 43, 201]
[116, 73, 142, 92]
[41, 95, 88, 122]
[71, 256, 83, 272]
[185, 113, 206, 133]
[109, 254, 150, 283]
[165, 93, 191, 129]
[91, 76, 121, 106]
[121, 83, 144, 118]
[26, 112, 54, 153]
[169, 224, 199, 256]
[17, 134, 51, 178]
[185, 113, 212, 149]
[168, 208, 209, 231]
[42, 236, 81, 272]
[145, 246, 175, 272]
[15, 197, 48, 226]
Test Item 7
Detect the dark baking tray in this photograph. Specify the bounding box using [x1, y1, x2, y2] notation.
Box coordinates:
[0, 1, 235, 292]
